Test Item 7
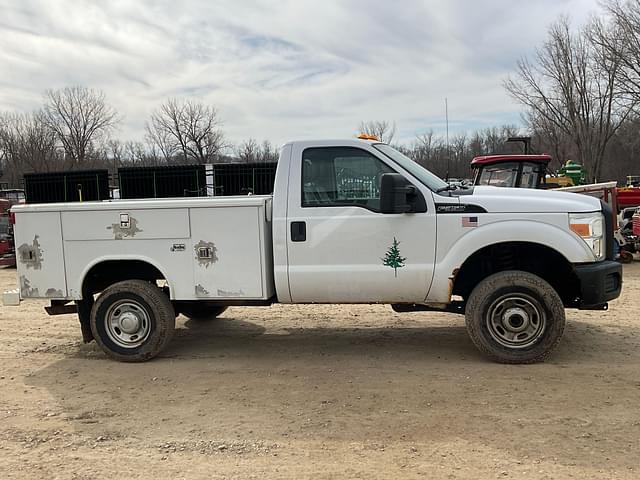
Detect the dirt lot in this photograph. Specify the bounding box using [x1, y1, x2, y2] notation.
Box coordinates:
[0, 265, 639, 479]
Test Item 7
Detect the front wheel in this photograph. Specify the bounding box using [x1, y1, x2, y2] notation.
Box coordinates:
[90, 280, 175, 362]
[465, 271, 565, 364]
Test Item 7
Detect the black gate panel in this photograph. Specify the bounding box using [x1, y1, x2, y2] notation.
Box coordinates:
[24, 170, 109, 204]
[118, 165, 206, 199]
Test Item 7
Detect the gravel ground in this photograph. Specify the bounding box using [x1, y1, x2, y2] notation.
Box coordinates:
[0, 263, 639, 479]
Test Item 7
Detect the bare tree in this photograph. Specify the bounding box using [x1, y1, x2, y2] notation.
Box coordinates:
[450, 133, 468, 175]
[504, 17, 632, 181]
[144, 119, 178, 162]
[527, 111, 576, 169]
[105, 139, 124, 173]
[358, 120, 396, 143]
[146, 99, 225, 164]
[590, 0, 640, 106]
[0, 112, 60, 185]
[602, 115, 640, 181]
[467, 131, 485, 159]
[236, 138, 259, 163]
[41, 86, 118, 167]
[414, 130, 438, 167]
[126, 141, 161, 166]
[257, 140, 279, 163]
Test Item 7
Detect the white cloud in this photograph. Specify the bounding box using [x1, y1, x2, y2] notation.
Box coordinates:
[0, 0, 602, 148]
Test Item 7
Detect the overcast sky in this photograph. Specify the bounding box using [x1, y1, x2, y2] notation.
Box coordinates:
[0, 0, 601, 148]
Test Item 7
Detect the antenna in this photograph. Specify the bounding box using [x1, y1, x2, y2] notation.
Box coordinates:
[445, 98, 450, 182]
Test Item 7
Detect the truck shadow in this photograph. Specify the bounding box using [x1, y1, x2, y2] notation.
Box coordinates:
[167, 314, 636, 364]
[41, 313, 637, 364]
[170, 316, 481, 361]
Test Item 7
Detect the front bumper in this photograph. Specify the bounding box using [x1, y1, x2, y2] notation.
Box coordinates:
[574, 260, 622, 309]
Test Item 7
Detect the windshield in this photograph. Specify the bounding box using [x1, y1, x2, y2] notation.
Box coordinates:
[373, 144, 448, 191]
[477, 162, 519, 187]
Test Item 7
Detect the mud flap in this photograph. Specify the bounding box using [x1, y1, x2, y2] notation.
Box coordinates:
[76, 299, 94, 343]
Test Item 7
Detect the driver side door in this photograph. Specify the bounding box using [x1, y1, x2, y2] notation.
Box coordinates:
[285, 144, 437, 303]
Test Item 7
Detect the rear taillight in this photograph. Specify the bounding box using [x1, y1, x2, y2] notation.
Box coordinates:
[9, 212, 15, 225]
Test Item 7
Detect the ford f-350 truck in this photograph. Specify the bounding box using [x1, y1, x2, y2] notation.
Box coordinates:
[4, 139, 622, 363]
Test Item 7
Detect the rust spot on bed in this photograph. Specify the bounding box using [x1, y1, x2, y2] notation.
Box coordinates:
[194, 240, 218, 268]
[107, 216, 142, 240]
[45, 288, 64, 298]
[217, 289, 245, 297]
[195, 284, 210, 297]
[17, 235, 44, 270]
[20, 275, 39, 297]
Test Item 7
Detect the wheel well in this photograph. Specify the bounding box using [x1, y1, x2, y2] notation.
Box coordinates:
[81, 260, 166, 297]
[452, 242, 580, 307]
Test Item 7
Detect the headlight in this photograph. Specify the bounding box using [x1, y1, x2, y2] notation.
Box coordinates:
[569, 212, 604, 260]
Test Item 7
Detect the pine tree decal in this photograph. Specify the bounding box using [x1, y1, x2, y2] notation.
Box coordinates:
[382, 237, 406, 277]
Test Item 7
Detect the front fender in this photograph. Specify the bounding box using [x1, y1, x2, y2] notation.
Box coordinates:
[426, 218, 595, 303]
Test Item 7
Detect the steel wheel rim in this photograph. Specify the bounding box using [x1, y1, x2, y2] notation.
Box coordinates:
[486, 293, 546, 349]
[105, 300, 151, 349]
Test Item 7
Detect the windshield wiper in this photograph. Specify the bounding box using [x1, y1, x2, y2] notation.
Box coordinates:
[436, 183, 471, 194]
[436, 184, 457, 193]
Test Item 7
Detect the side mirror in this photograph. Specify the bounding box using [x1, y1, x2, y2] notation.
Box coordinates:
[379, 173, 427, 214]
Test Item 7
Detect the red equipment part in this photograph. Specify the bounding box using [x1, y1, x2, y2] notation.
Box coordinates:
[0, 198, 16, 268]
[617, 187, 640, 210]
[470, 154, 552, 166]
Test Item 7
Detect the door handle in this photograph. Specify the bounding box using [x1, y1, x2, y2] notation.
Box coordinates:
[291, 221, 306, 242]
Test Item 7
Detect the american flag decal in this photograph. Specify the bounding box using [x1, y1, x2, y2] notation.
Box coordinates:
[462, 216, 478, 227]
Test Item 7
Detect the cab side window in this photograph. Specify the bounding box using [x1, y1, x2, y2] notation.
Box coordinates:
[520, 164, 539, 188]
[302, 147, 394, 211]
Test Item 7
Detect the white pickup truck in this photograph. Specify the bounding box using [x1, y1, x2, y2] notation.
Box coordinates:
[4, 138, 622, 363]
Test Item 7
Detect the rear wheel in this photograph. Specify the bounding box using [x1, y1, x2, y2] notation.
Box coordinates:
[465, 270, 565, 364]
[90, 280, 175, 362]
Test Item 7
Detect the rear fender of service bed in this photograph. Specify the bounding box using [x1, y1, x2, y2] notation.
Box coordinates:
[426, 215, 596, 303]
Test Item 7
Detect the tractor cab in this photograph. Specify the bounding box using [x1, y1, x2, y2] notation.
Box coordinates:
[471, 154, 554, 188]
[471, 155, 583, 189]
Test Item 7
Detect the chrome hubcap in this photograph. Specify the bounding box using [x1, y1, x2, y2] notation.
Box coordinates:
[486, 294, 546, 349]
[105, 300, 151, 348]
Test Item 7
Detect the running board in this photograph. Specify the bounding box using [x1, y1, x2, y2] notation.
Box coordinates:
[392, 301, 465, 315]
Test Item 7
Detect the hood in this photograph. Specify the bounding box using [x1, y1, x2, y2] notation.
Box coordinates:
[437, 186, 602, 213]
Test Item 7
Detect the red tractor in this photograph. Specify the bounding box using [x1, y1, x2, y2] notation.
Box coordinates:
[471, 154, 618, 212]
[470, 154, 632, 261]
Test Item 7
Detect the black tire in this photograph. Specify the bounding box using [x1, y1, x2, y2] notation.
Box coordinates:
[465, 270, 565, 364]
[90, 280, 175, 362]
[179, 303, 228, 320]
